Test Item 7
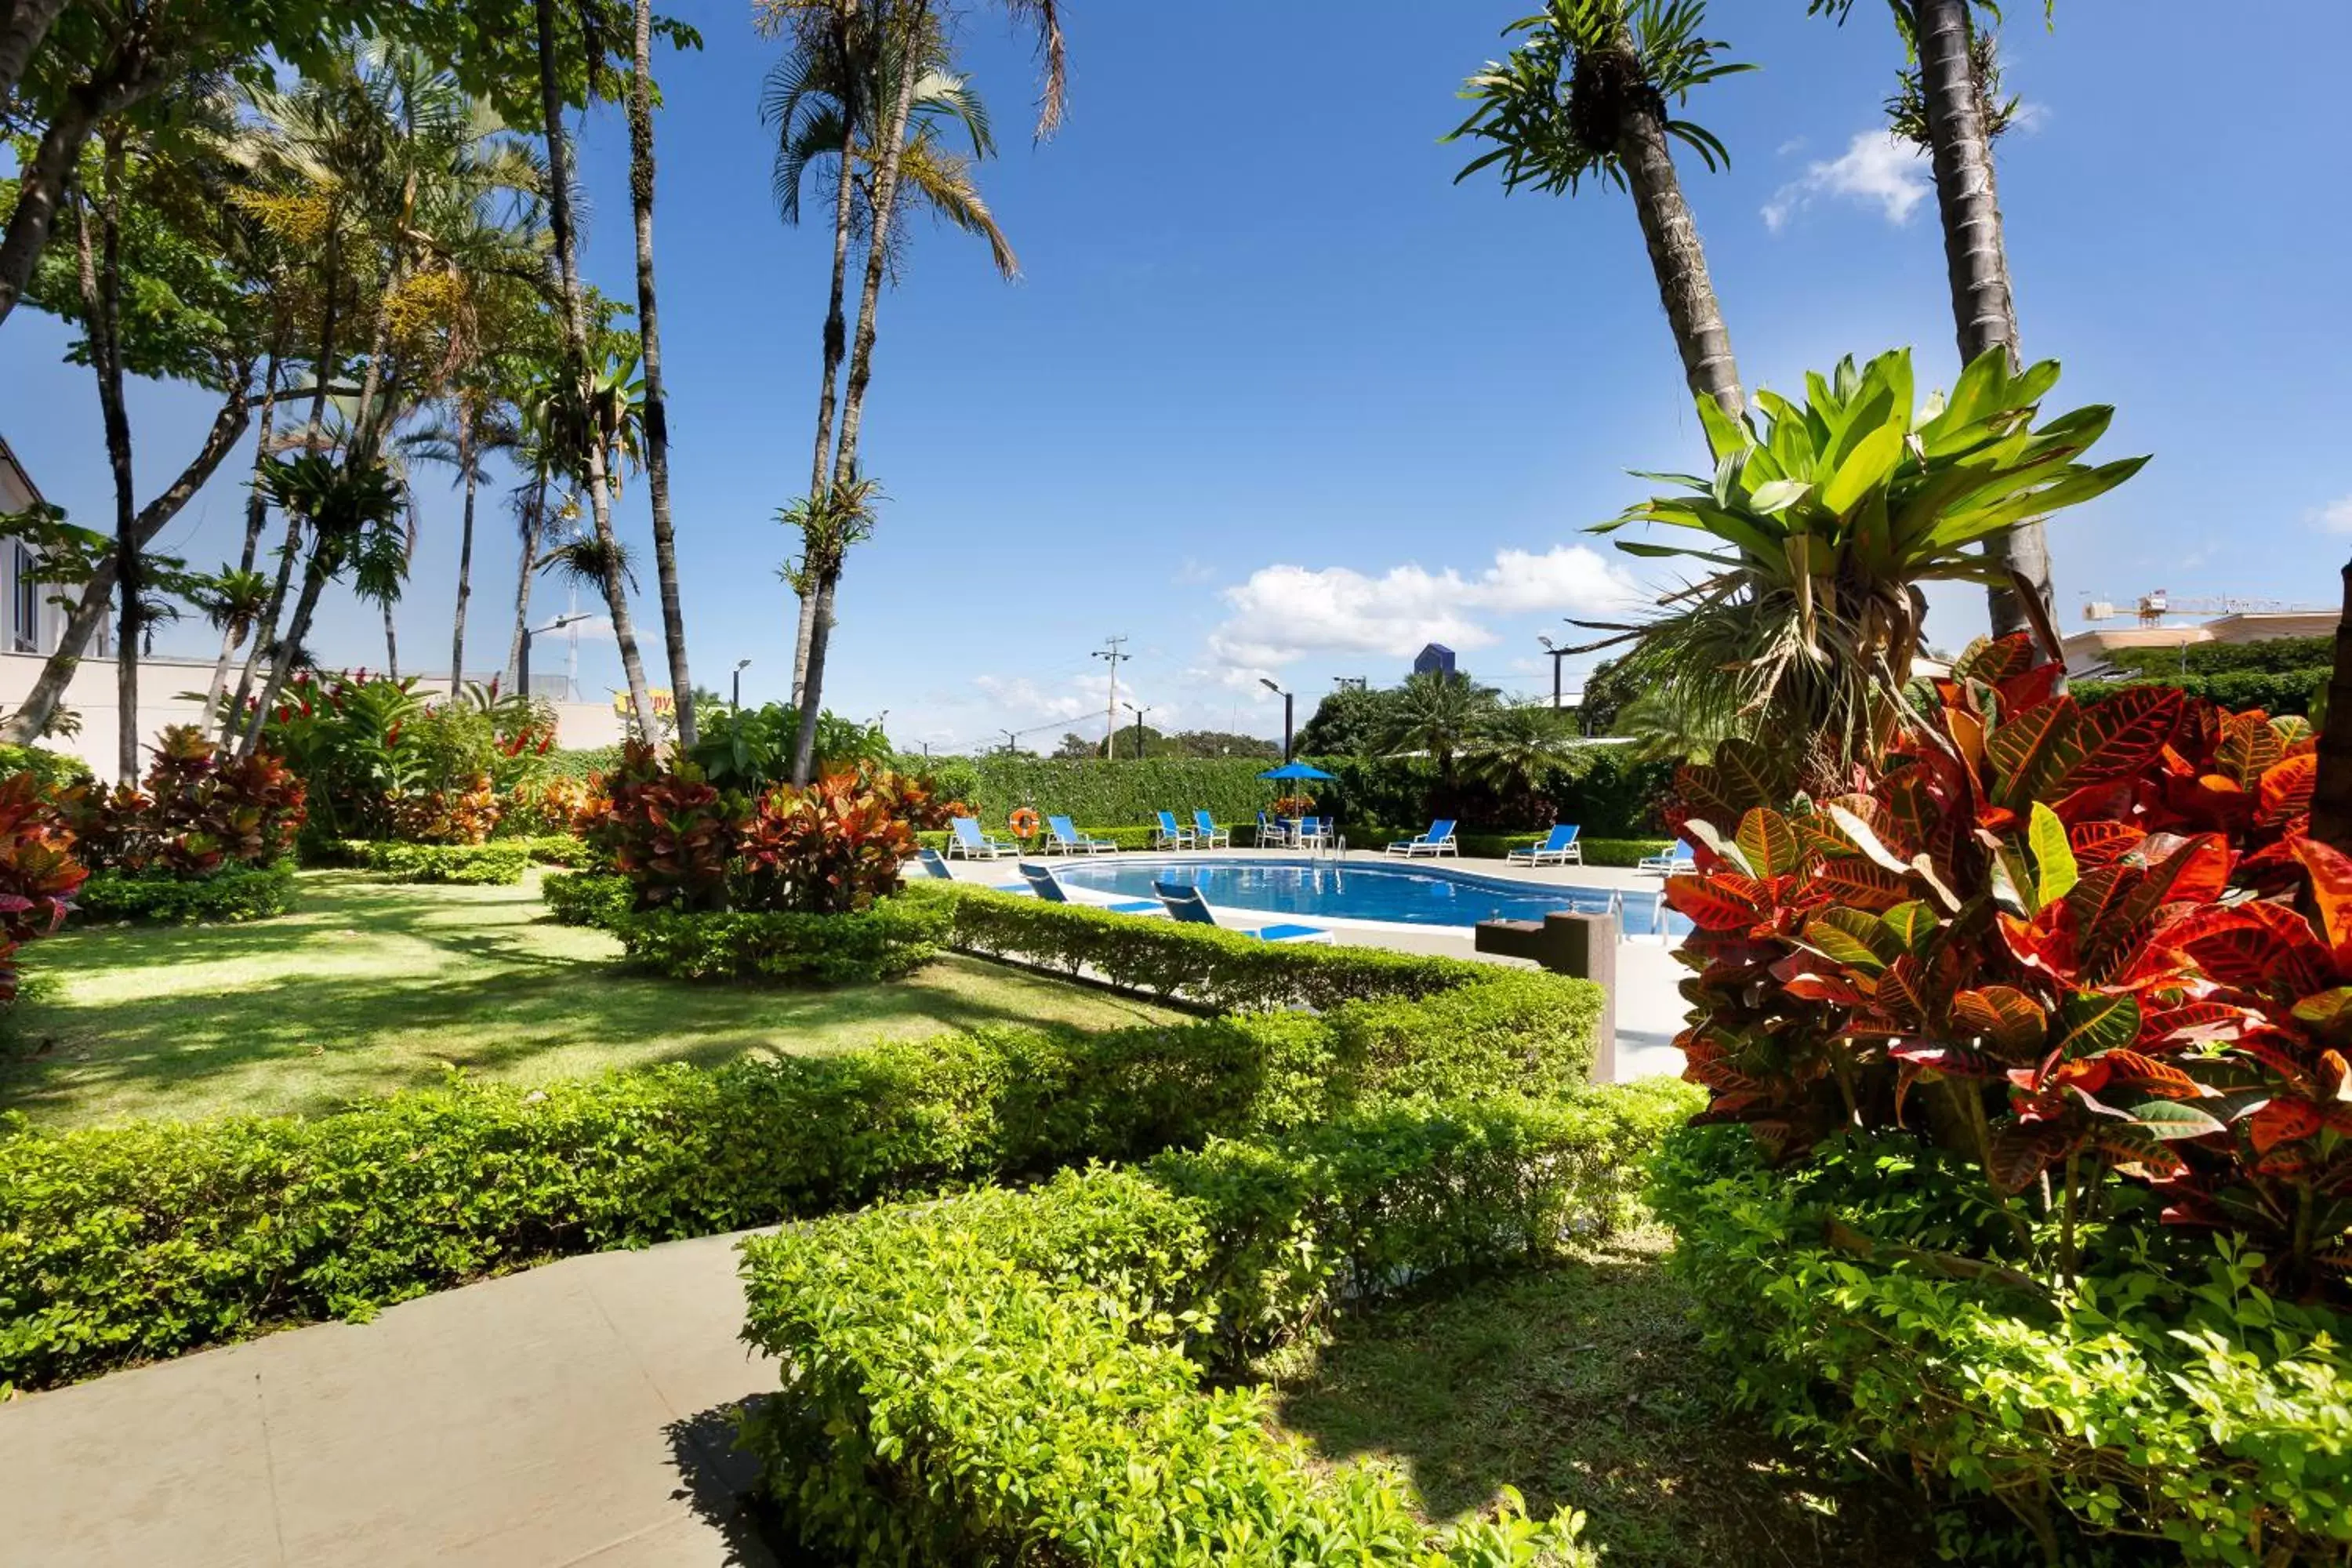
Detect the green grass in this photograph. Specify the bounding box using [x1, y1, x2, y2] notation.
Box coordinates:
[1255, 1228, 1936, 1568]
[2, 870, 1181, 1129]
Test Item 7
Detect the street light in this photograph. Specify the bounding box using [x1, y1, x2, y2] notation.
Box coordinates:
[1122, 699, 1152, 761]
[516, 613, 587, 704]
[1537, 635, 1573, 710]
[731, 657, 751, 710]
[1259, 677, 1294, 764]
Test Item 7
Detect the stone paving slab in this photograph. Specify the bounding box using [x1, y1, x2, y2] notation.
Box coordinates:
[0, 1229, 778, 1568]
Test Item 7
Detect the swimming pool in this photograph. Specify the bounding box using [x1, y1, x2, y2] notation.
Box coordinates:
[1050, 856, 1686, 937]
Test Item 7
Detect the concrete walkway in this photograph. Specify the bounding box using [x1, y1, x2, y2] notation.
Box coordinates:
[0, 1230, 779, 1567]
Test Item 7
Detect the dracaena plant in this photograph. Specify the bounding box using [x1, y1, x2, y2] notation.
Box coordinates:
[1668, 634, 2352, 1300]
[1584, 348, 2146, 773]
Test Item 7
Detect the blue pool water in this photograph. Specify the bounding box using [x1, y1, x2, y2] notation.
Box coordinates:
[1051, 857, 1686, 936]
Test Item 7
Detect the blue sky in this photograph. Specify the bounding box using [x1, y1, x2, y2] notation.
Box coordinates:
[5, 0, 2347, 750]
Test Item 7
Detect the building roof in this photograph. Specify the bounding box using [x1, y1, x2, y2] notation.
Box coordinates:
[0, 433, 42, 510]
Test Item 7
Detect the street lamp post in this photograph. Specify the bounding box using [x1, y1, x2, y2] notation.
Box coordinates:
[732, 658, 751, 710]
[1537, 636, 1573, 710]
[1259, 677, 1294, 763]
[1122, 699, 1151, 761]
[517, 613, 588, 706]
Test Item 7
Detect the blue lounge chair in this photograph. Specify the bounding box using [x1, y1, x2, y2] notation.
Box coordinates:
[920, 844, 1028, 894]
[1508, 826, 1583, 866]
[947, 816, 1015, 859]
[1045, 814, 1118, 855]
[1191, 811, 1231, 849]
[1385, 819, 1457, 858]
[1638, 846, 1697, 875]
[1152, 810, 1195, 850]
[1152, 880, 1331, 942]
[1019, 862, 1162, 915]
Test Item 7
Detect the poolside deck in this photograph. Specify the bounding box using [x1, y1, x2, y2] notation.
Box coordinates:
[928, 846, 1689, 1083]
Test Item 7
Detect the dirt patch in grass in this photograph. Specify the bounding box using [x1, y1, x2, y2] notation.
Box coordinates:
[1256, 1228, 1936, 1568]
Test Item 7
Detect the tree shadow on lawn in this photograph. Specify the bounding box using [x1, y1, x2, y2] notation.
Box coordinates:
[1258, 1233, 1939, 1568]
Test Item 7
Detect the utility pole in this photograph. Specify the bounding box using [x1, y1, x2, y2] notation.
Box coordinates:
[1537, 636, 1573, 710]
[1091, 636, 1128, 760]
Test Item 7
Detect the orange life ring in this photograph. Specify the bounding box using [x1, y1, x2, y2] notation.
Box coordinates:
[1009, 808, 1042, 837]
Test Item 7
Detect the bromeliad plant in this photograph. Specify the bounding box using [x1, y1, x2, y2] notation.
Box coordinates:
[1583, 348, 2147, 771]
[1668, 634, 2352, 1300]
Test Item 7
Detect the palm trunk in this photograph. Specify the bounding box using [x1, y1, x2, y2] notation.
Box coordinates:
[383, 597, 399, 677]
[1616, 98, 1742, 419]
[2, 374, 252, 746]
[793, 7, 927, 785]
[792, 91, 858, 711]
[506, 472, 549, 688]
[450, 402, 477, 697]
[789, 586, 818, 707]
[629, 0, 694, 746]
[241, 561, 329, 758]
[74, 143, 141, 782]
[534, 0, 659, 742]
[1913, 0, 2052, 649]
[201, 349, 283, 735]
[2312, 560, 2352, 855]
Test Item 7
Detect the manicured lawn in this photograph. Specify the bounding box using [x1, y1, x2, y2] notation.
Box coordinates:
[1256, 1228, 1936, 1568]
[2, 870, 1181, 1128]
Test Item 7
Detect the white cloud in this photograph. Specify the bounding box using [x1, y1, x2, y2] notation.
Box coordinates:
[2312, 494, 2352, 535]
[1762, 130, 1930, 234]
[1207, 546, 1640, 670]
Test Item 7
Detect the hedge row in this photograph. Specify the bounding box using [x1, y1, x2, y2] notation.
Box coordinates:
[912, 824, 1671, 866]
[913, 822, 1265, 854]
[739, 1085, 1697, 1563]
[71, 864, 297, 924]
[608, 900, 949, 985]
[0, 956, 1599, 1389]
[521, 833, 591, 866]
[541, 870, 631, 928]
[336, 840, 532, 884]
[1650, 1126, 2352, 1566]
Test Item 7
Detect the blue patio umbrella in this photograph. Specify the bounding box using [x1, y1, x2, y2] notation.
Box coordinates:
[1257, 761, 1337, 781]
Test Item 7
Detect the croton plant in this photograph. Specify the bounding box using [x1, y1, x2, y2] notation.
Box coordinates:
[1667, 634, 2351, 1297]
[0, 771, 85, 1001]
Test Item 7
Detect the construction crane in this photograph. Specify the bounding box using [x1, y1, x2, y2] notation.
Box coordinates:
[2079, 588, 2321, 626]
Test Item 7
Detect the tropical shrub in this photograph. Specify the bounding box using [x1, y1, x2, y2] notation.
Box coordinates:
[609, 899, 949, 985]
[688, 703, 890, 792]
[0, 746, 93, 796]
[589, 742, 739, 911]
[496, 774, 600, 839]
[341, 840, 531, 885]
[0, 974, 1606, 1390]
[1653, 1126, 2352, 1567]
[0, 772, 85, 1003]
[540, 870, 631, 927]
[738, 1087, 1695, 1563]
[71, 727, 306, 878]
[521, 833, 591, 866]
[1661, 633, 2352, 1300]
[74, 863, 296, 924]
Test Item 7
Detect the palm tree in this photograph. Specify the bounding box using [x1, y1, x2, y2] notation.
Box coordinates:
[1810, 0, 2056, 648]
[1469, 702, 1581, 797]
[1380, 671, 1495, 797]
[196, 565, 274, 729]
[761, 4, 1020, 708]
[626, 0, 696, 746]
[404, 391, 523, 694]
[765, 0, 1065, 784]
[773, 474, 882, 753]
[531, 0, 659, 741]
[1449, 0, 1753, 417]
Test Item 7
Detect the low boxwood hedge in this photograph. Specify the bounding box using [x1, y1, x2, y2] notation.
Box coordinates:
[739, 1084, 1697, 1563]
[1650, 1125, 2352, 1566]
[339, 840, 532, 885]
[909, 825, 1671, 866]
[608, 899, 950, 985]
[541, 870, 632, 928]
[521, 833, 591, 867]
[71, 863, 297, 924]
[0, 948, 1601, 1390]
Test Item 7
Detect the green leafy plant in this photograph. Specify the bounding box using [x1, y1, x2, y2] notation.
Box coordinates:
[74, 863, 296, 924]
[340, 840, 531, 885]
[1584, 349, 2146, 770]
[609, 900, 948, 985]
[540, 869, 631, 928]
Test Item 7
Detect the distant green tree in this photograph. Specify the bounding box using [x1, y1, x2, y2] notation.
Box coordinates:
[1295, 685, 1397, 757]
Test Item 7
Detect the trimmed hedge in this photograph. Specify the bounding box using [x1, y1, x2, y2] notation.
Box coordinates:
[0, 744, 95, 794]
[0, 961, 1601, 1390]
[1650, 1125, 2352, 1566]
[71, 864, 296, 924]
[543, 745, 620, 781]
[541, 870, 631, 928]
[342, 840, 532, 884]
[608, 899, 950, 985]
[521, 833, 591, 866]
[739, 1086, 1697, 1563]
[911, 824, 1671, 866]
[913, 822, 1263, 854]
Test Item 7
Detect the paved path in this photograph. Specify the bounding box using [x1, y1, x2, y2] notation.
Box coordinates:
[0, 1230, 779, 1568]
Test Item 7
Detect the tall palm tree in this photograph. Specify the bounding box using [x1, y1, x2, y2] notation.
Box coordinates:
[531, 0, 659, 741]
[1811, 0, 2056, 649]
[627, 0, 696, 746]
[762, 7, 1018, 706]
[1449, 0, 1753, 417]
[1380, 671, 1495, 798]
[765, 0, 1063, 783]
[197, 565, 274, 729]
[1469, 702, 1581, 796]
